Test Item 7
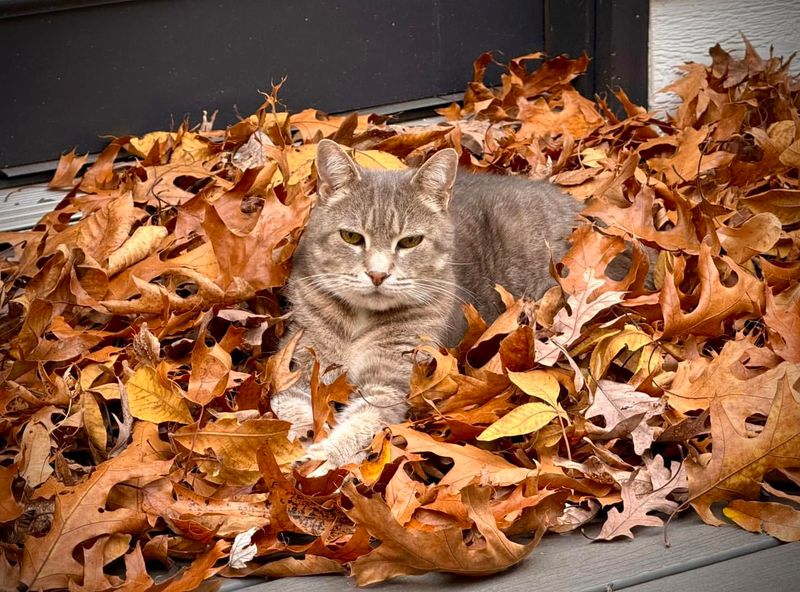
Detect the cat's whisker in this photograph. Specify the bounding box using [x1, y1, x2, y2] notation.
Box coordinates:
[414, 277, 479, 298]
[407, 280, 473, 305]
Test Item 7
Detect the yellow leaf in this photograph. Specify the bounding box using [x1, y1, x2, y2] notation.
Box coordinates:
[589, 324, 653, 380]
[508, 371, 561, 408]
[353, 150, 406, 170]
[477, 402, 558, 441]
[126, 366, 192, 424]
[128, 131, 173, 157]
[360, 433, 392, 486]
[723, 500, 800, 542]
[580, 147, 606, 168]
[247, 112, 290, 127]
[276, 145, 406, 187]
[128, 131, 213, 163]
[89, 383, 121, 400]
[81, 392, 107, 451]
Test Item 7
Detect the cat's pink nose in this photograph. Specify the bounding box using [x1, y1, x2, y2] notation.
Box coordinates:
[366, 271, 390, 286]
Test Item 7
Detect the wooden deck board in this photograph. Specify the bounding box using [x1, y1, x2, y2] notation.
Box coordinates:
[220, 513, 782, 592]
[627, 543, 800, 592]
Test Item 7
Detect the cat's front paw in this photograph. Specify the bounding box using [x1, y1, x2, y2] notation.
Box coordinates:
[295, 439, 368, 474]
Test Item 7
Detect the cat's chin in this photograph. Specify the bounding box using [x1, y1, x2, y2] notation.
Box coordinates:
[340, 290, 415, 312]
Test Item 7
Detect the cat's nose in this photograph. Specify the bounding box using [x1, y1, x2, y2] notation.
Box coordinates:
[366, 271, 390, 286]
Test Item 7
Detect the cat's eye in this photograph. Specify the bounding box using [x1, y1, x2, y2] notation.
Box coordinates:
[397, 235, 424, 249]
[339, 229, 365, 245]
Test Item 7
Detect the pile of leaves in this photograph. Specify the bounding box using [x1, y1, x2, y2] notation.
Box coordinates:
[1, 40, 799, 590]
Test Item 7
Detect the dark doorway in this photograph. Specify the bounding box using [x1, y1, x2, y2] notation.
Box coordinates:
[0, 0, 647, 171]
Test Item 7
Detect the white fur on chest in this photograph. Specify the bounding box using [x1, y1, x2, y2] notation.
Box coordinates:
[349, 309, 372, 337]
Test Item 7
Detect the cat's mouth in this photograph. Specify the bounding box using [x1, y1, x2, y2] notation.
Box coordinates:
[346, 284, 409, 311]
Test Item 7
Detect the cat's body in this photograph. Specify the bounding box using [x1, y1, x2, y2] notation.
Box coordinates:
[270, 140, 582, 468]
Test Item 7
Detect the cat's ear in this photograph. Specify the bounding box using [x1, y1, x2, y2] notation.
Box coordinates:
[315, 139, 361, 203]
[411, 148, 458, 211]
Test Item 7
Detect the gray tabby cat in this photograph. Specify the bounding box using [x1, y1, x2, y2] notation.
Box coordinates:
[270, 139, 582, 469]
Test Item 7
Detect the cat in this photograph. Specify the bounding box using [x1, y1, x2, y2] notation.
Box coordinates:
[270, 139, 583, 470]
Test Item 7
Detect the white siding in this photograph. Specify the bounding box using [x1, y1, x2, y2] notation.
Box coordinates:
[649, 0, 800, 114]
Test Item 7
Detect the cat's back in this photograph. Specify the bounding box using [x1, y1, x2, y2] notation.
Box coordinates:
[451, 171, 581, 238]
[448, 171, 582, 322]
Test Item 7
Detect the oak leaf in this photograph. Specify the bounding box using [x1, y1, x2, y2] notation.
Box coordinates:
[723, 500, 800, 542]
[741, 189, 800, 225]
[105, 225, 168, 276]
[666, 337, 799, 415]
[717, 212, 782, 265]
[186, 330, 232, 406]
[596, 456, 685, 540]
[763, 285, 800, 363]
[48, 149, 88, 189]
[585, 380, 664, 454]
[19, 423, 173, 590]
[391, 425, 535, 492]
[346, 483, 536, 585]
[687, 375, 800, 526]
[0, 464, 23, 523]
[583, 186, 701, 253]
[537, 274, 625, 365]
[173, 416, 302, 484]
[660, 242, 764, 338]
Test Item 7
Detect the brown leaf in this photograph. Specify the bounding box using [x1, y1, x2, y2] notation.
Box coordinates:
[156, 539, 229, 592]
[583, 186, 701, 253]
[346, 483, 535, 585]
[585, 380, 664, 455]
[48, 149, 88, 189]
[390, 425, 535, 492]
[667, 337, 798, 414]
[19, 422, 173, 590]
[0, 464, 23, 523]
[723, 500, 800, 542]
[596, 456, 686, 540]
[687, 375, 800, 525]
[647, 126, 734, 186]
[173, 416, 302, 484]
[518, 90, 603, 140]
[264, 330, 303, 394]
[202, 190, 311, 292]
[227, 555, 344, 578]
[660, 243, 764, 338]
[76, 193, 136, 263]
[106, 225, 169, 276]
[186, 325, 233, 406]
[143, 480, 270, 538]
[741, 189, 800, 225]
[558, 225, 649, 297]
[764, 285, 800, 362]
[717, 212, 782, 264]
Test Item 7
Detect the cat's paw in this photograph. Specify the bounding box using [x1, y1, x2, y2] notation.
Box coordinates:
[294, 440, 368, 474]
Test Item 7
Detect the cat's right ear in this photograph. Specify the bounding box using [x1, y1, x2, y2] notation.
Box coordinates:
[315, 139, 361, 204]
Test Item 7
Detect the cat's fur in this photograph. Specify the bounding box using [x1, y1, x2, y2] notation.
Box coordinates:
[270, 139, 582, 467]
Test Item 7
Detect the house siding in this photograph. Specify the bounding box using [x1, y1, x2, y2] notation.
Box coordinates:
[649, 0, 800, 114]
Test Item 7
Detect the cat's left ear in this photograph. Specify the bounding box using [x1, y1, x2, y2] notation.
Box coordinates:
[316, 139, 361, 203]
[411, 148, 458, 211]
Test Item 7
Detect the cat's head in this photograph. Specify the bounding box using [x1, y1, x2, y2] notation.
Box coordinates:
[291, 139, 458, 312]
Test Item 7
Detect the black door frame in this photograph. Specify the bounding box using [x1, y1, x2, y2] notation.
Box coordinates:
[1, 0, 647, 172]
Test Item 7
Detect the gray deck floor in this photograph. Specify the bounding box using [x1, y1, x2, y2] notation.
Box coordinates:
[219, 514, 798, 592]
